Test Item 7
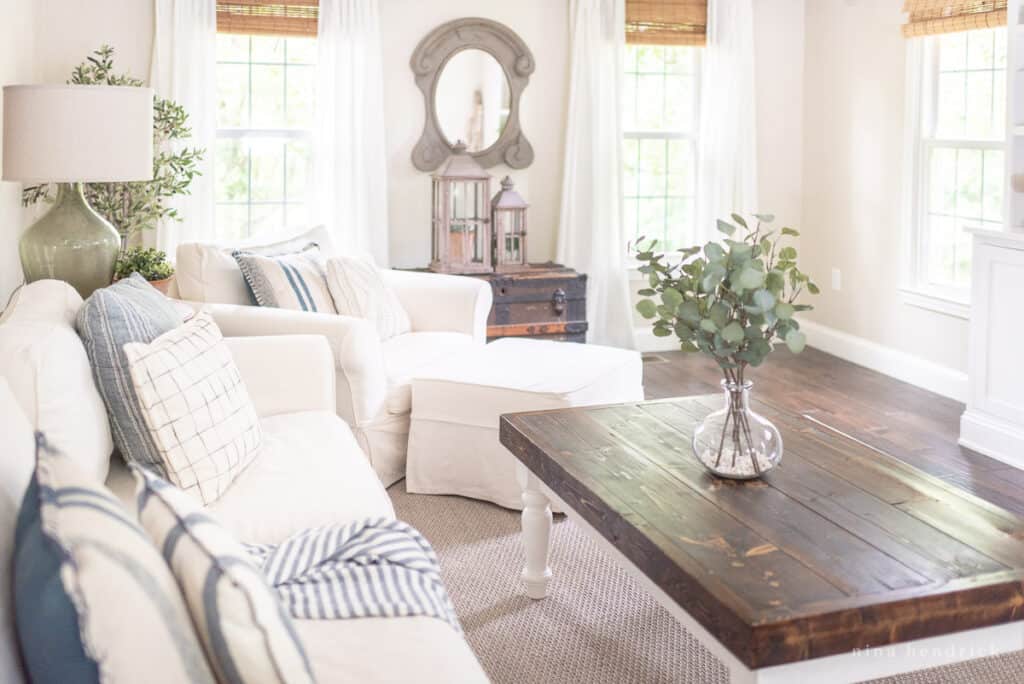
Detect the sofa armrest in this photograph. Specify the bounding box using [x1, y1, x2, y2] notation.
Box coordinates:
[378, 269, 492, 342]
[224, 336, 335, 417]
[191, 302, 387, 426]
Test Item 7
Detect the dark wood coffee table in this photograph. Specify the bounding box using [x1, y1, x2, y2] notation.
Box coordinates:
[499, 395, 1024, 684]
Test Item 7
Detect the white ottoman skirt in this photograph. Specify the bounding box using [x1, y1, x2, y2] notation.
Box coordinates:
[406, 338, 644, 510]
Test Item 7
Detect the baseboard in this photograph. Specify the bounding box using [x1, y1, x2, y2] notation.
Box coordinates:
[800, 320, 968, 402]
[636, 320, 968, 402]
[959, 409, 1024, 468]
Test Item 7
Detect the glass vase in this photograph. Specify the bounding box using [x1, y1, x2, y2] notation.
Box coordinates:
[692, 380, 782, 479]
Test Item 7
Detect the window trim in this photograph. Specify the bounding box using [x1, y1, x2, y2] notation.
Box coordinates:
[904, 30, 1008, 310]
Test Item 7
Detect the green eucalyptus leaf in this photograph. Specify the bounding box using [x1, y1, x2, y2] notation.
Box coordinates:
[752, 289, 775, 311]
[679, 341, 699, 352]
[678, 301, 701, 325]
[704, 242, 726, 262]
[730, 213, 748, 229]
[775, 302, 795, 320]
[779, 246, 797, 260]
[637, 288, 656, 296]
[700, 264, 727, 293]
[807, 282, 821, 295]
[721, 321, 745, 344]
[653, 327, 672, 337]
[716, 220, 736, 236]
[739, 268, 765, 289]
[636, 299, 657, 319]
[709, 301, 731, 329]
[765, 270, 785, 293]
[753, 213, 775, 223]
[785, 329, 807, 354]
[700, 318, 718, 333]
[661, 287, 684, 309]
[781, 227, 800, 237]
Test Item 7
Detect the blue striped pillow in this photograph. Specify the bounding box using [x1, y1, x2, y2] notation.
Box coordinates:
[14, 434, 216, 683]
[75, 274, 182, 473]
[233, 244, 337, 314]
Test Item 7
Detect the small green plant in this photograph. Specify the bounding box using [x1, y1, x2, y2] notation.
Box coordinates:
[634, 213, 819, 383]
[115, 247, 174, 282]
[22, 45, 204, 241]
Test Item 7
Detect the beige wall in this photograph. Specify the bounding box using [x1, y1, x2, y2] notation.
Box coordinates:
[379, 0, 569, 268]
[801, 0, 969, 373]
[0, 0, 37, 305]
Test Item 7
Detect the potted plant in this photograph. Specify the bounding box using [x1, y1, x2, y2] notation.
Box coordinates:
[22, 45, 203, 262]
[634, 213, 819, 479]
[115, 247, 175, 295]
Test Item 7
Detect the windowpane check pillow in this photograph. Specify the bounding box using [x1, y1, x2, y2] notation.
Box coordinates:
[14, 434, 216, 684]
[325, 255, 411, 339]
[234, 244, 336, 313]
[134, 468, 314, 684]
[123, 313, 261, 505]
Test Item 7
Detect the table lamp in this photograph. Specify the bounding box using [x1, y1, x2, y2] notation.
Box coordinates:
[2, 85, 154, 297]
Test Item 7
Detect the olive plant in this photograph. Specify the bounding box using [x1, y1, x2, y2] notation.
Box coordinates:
[635, 213, 819, 380]
[22, 45, 204, 242]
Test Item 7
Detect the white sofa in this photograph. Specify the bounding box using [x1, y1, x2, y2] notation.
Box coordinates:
[174, 226, 493, 486]
[0, 280, 488, 683]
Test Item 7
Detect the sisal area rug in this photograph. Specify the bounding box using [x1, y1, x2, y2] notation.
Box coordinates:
[388, 481, 1024, 684]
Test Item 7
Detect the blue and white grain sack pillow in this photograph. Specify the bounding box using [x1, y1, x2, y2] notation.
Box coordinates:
[13, 434, 216, 684]
[134, 467, 315, 684]
[234, 243, 336, 314]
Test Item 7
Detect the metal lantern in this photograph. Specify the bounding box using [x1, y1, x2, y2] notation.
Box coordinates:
[430, 141, 493, 274]
[491, 176, 529, 272]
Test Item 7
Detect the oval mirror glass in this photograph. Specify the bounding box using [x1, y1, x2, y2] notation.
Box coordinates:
[434, 49, 511, 153]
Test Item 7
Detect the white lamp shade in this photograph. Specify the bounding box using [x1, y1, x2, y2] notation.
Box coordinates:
[2, 84, 153, 183]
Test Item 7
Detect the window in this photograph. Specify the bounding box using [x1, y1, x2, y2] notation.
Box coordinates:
[910, 27, 1006, 299]
[623, 44, 700, 253]
[214, 34, 316, 240]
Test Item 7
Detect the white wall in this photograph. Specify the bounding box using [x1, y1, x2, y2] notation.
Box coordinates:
[379, 0, 569, 267]
[801, 0, 970, 375]
[0, 0, 37, 305]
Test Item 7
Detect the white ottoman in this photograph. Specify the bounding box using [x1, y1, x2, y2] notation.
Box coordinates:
[406, 338, 643, 509]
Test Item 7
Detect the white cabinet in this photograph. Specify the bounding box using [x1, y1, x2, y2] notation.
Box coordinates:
[960, 229, 1024, 465]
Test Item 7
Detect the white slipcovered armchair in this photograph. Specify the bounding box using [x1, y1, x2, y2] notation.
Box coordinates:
[173, 226, 492, 486]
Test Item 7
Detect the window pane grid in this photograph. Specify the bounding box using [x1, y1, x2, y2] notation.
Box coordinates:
[623, 45, 699, 253]
[917, 27, 1006, 293]
[216, 34, 315, 239]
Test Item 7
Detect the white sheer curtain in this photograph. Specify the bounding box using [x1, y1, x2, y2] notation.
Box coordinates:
[695, 0, 758, 244]
[557, 0, 635, 349]
[149, 0, 218, 253]
[313, 0, 390, 265]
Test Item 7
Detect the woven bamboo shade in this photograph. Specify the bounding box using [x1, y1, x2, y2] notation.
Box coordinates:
[217, 1, 318, 37]
[626, 0, 707, 46]
[902, 0, 1006, 37]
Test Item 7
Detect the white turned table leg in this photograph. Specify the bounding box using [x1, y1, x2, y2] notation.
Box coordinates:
[517, 464, 552, 599]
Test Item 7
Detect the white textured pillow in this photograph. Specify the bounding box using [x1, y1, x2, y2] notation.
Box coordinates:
[326, 256, 412, 339]
[135, 469, 314, 684]
[123, 313, 261, 504]
[234, 245, 337, 314]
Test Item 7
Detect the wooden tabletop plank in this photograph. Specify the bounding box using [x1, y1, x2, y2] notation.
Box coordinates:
[499, 395, 1024, 669]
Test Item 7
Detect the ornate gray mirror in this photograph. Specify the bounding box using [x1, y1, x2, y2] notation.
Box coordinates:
[411, 18, 534, 172]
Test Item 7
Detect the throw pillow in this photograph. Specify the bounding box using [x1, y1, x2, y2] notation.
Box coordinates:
[134, 468, 314, 684]
[123, 312, 261, 505]
[233, 244, 337, 313]
[76, 273, 183, 472]
[13, 434, 216, 684]
[325, 255, 412, 339]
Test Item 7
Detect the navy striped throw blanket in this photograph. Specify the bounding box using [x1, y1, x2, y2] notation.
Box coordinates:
[245, 518, 461, 632]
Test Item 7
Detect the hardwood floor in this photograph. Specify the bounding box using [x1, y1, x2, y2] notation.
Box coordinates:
[640, 346, 1024, 516]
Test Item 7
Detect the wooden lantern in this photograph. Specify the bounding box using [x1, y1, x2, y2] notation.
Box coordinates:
[430, 141, 493, 274]
[491, 176, 529, 272]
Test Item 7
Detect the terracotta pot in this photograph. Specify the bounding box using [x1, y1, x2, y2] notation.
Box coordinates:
[148, 276, 175, 295]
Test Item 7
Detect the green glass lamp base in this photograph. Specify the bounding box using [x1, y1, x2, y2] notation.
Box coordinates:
[19, 183, 121, 298]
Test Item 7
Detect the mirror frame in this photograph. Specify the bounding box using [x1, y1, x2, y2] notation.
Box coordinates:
[410, 18, 535, 172]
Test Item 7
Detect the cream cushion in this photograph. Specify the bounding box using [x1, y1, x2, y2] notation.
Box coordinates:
[124, 313, 261, 504]
[325, 255, 410, 339]
[407, 339, 644, 509]
[0, 381, 33, 684]
[0, 282, 113, 482]
[176, 225, 336, 305]
[107, 411, 395, 545]
[381, 331, 477, 415]
[296, 617, 487, 684]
